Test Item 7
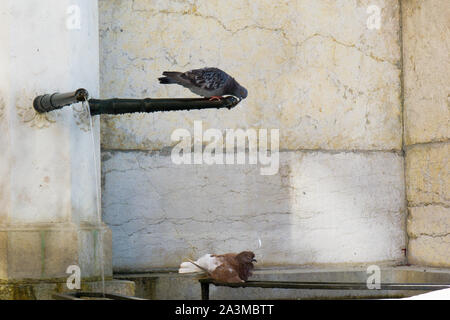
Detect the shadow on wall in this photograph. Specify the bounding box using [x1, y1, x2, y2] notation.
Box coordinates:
[102, 149, 406, 271]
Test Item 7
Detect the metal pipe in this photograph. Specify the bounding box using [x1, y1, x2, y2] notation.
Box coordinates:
[199, 278, 450, 300]
[33, 89, 241, 115]
[88, 96, 239, 115]
[33, 88, 89, 113]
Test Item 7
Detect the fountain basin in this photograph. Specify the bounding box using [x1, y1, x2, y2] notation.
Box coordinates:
[53, 292, 145, 300]
[115, 266, 450, 300]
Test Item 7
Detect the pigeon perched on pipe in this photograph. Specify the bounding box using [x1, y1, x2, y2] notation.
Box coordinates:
[158, 67, 248, 101]
[179, 251, 256, 283]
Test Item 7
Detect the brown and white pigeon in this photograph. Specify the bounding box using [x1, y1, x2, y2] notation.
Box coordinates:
[158, 67, 248, 101]
[178, 251, 256, 283]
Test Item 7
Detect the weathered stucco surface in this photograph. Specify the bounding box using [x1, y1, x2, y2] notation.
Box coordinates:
[406, 144, 449, 207]
[403, 0, 450, 267]
[402, 0, 450, 145]
[102, 150, 405, 269]
[408, 206, 449, 237]
[98, 0, 408, 270]
[99, 0, 402, 151]
[405, 143, 449, 266]
[408, 205, 450, 267]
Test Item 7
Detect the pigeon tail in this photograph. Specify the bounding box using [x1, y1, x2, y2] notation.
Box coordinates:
[158, 71, 183, 84]
[188, 259, 211, 275]
[178, 254, 220, 274]
[162, 71, 182, 77]
[158, 77, 176, 84]
[178, 261, 202, 273]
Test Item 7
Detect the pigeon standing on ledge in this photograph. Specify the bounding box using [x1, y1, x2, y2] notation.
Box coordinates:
[179, 251, 257, 283]
[158, 67, 248, 101]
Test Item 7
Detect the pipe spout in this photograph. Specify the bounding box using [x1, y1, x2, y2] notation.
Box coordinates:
[33, 88, 89, 113]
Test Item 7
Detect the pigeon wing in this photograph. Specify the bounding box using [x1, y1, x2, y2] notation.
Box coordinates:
[181, 68, 229, 92]
[210, 263, 244, 283]
[213, 253, 254, 281]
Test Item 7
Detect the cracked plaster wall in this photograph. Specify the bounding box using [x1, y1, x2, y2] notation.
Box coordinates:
[402, 0, 450, 267]
[99, 0, 409, 270]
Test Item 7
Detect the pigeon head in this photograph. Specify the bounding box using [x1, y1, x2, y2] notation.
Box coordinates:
[230, 79, 248, 100]
[237, 85, 248, 100]
[236, 251, 256, 281]
[236, 251, 257, 263]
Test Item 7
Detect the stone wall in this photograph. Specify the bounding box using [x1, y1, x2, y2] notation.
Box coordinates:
[402, 0, 450, 267]
[99, 0, 407, 271]
[0, 0, 112, 281]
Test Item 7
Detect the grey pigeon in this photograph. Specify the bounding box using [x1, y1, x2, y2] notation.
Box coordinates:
[158, 67, 248, 100]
